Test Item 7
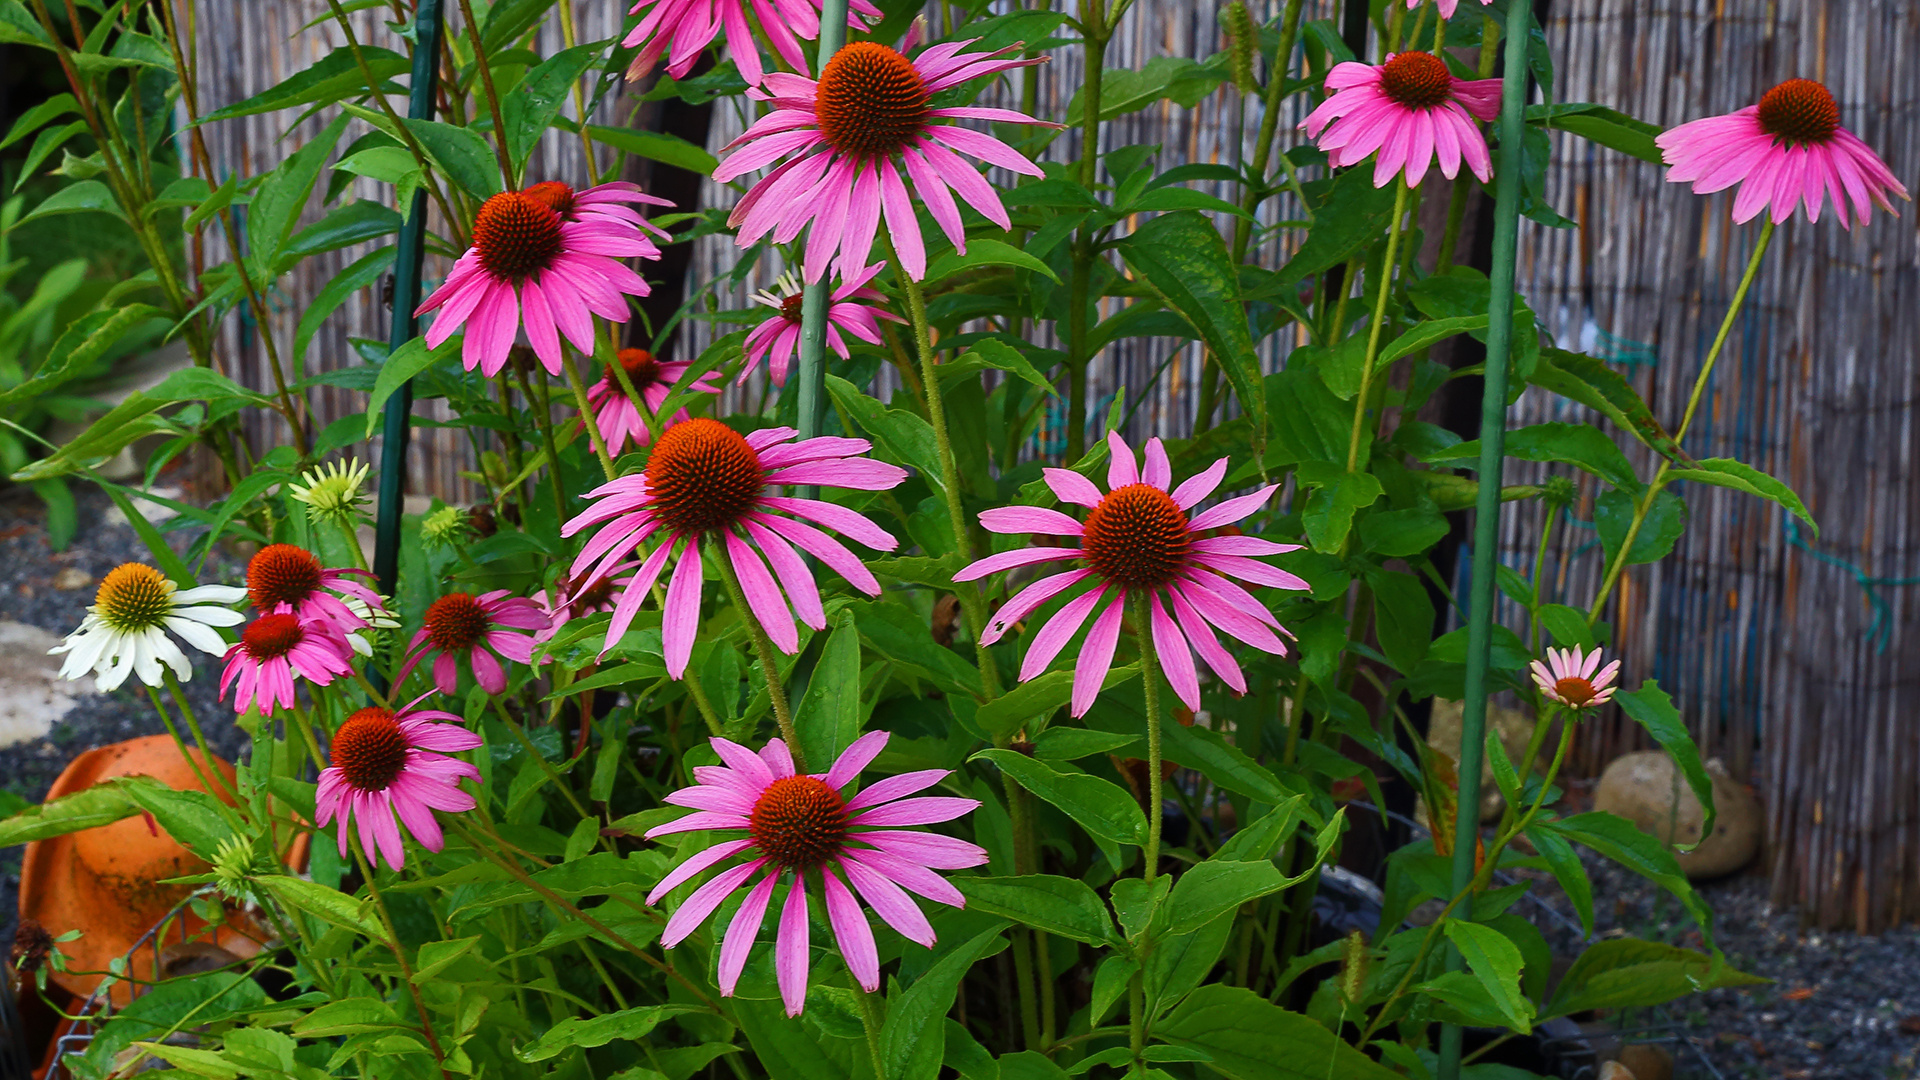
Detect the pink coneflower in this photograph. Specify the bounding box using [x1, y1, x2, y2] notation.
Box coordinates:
[396, 591, 546, 694]
[1302, 51, 1502, 188]
[533, 566, 632, 645]
[416, 181, 665, 378]
[561, 418, 906, 677]
[315, 698, 481, 870]
[1529, 645, 1621, 712]
[622, 0, 883, 88]
[1411, 0, 1490, 16]
[954, 433, 1308, 717]
[743, 264, 903, 386]
[1656, 79, 1909, 229]
[245, 543, 388, 655]
[583, 348, 721, 455]
[714, 37, 1058, 282]
[218, 613, 354, 717]
[645, 731, 985, 1016]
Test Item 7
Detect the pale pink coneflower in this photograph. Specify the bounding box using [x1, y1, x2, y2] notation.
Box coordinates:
[395, 591, 547, 695]
[533, 566, 634, 646]
[954, 433, 1309, 717]
[623, 0, 883, 89]
[315, 696, 482, 870]
[646, 731, 985, 1016]
[1411, 0, 1491, 17]
[743, 264, 903, 386]
[1529, 645, 1621, 712]
[244, 543, 390, 656]
[415, 181, 666, 378]
[1656, 78, 1909, 229]
[218, 613, 354, 717]
[714, 36, 1059, 283]
[560, 417, 907, 677]
[583, 348, 722, 455]
[1301, 51, 1502, 188]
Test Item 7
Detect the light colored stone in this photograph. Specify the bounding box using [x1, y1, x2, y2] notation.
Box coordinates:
[1598, 1062, 1638, 1080]
[1427, 698, 1541, 822]
[1613, 1044, 1673, 1080]
[0, 621, 93, 749]
[101, 485, 183, 527]
[1592, 750, 1760, 879]
[53, 567, 93, 591]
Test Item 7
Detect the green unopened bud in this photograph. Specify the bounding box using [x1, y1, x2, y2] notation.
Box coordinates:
[212, 835, 272, 904]
[1541, 474, 1579, 508]
[1339, 929, 1370, 1003]
[1222, 1, 1258, 94]
[421, 504, 470, 547]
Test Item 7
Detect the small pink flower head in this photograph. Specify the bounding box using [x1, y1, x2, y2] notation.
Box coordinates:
[714, 38, 1061, 283]
[315, 695, 482, 870]
[1411, 0, 1491, 17]
[622, 0, 883, 89]
[584, 348, 721, 456]
[415, 181, 669, 379]
[645, 731, 986, 1016]
[533, 566, 633, 646]
[1656, 78, 1910, 230]
[1529, 645, 1621, 712]
[955, 433, 1309, 717]
[1301, 51, 1503, 188]
[218, 612, 354, 717]
[561, 418, 907, 678]
[397, 590, 546, 695]
[245, 543, 389, 655]
[744, 264, 904, 387]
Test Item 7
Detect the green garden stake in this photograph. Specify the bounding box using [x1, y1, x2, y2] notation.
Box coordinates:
[791, 0, 850, 497]
[373, 0, 448, 605]
[1437, 1, 1533, 1077]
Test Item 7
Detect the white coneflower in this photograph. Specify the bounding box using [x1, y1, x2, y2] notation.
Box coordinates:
[289, 458, 372, 525]
[49, 563, 246, 690]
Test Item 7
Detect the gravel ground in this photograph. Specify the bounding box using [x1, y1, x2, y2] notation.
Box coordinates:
[0, 484, 249, 950]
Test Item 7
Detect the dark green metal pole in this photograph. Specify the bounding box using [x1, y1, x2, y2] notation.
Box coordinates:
[1436, 1, 1531, 1076]
[373, 0, 447, 601]
[791, 0, 849, 495]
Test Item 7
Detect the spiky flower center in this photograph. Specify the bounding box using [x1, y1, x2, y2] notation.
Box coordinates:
[645, 418, 766, 535]
[749, 775, 850, 870]
[606, 348, 664, 391]
[248, 544, 323, 611]
[95, 563, 173, 632]
[242, 613, 304, 660]
[521, 180, 578, 219]
[425, 593, 490, 652]
[567, 574, 617, 615]
[473, 191, 564, 282]
[1554, 676, 1598, 708]
[815, 42, 931, 158]
[331, 707, 410, 792]
[779, 293, 806, 323]
[1379, 51, 1453, 110]
[1757, 78, 1839, 145]
[1082, 483, 1193, 590]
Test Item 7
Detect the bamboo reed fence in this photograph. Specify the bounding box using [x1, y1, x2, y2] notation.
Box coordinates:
[180, 0, 1920, 929]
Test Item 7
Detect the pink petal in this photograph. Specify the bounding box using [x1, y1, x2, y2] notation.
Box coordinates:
[661, 858, 765, 947]
[823, 868, 879, 992]
[824, 730, 890, 789]
[776, 879, 811, 1016]
[718, 869, 779, 996]
[1070, 593, 1127, 717]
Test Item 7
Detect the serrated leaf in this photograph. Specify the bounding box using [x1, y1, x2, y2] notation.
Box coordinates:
[1667, 458, 1815, 535]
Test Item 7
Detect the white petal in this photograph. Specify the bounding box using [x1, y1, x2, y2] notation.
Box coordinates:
[130, 630, 165, 688]
[174, 584, 248, 604]
[164, 616, 230, 655]
[152, 631, 193, 681]
[172, 605, 245, 627]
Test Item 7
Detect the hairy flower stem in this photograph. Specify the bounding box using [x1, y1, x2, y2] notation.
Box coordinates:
[896, 266, 1003, 698]
[1345, 180, 1413, 474]
[1586, 220, 1775, 625]
[711, 546, 807, 772]
[454, 0, 517, 188]
[856, 987, 887, 1079]
[1135, 605, 1167, 884]
[350, 840, 456, 1080]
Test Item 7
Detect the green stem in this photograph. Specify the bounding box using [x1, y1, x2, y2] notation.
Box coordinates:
[1586, 220, 1774, 625]
[491, 697, 593, 820]
[1136, 600, 1165, 884]
[517, 365, 576, 527]
[453, 0, 517, 189]
[561, 356, 619, 480]
[350, 839, 456, 1079]
[711, 543, 806, 770]
[856, 987, 887, 1080]
[1343, 180, 1412, 475]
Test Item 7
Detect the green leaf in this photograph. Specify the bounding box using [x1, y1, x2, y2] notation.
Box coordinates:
[1277, 168, 1397, 288]
[1031, 727, 1137, 761]
[1531, 348, 1689, 465]
[1161, 720, 1302, 807]
[504, 45, 599, 169]
[1595, 487, 1687, 566]
[1297, 466, 1383, 553]
[1667, 458, 1815, 535]
[1438, 919, 1533, 1033]
[1535, 603, 1596, 650]
[974, 664, 1139, 739]
[939, 338, 1056, 394]
[1529, 103, 1664, 164]
[1214, 798, 1309, 862]
[851, 601, 980, 697]
[0, 302, 161, 411]
[1614, 680, 1716, 852]
[296, 245, 396, 363]
[147, 367, 274, 407]
[879, 926, 1008, 1080]
[16, 179, 121, 225]
[588, 124, 721, 176]
[248, 115, 350, 274]
[1541, 811, 1720, 952]
[1357, 507, 1448, 558]
[1144, 912, 1235, 1020]
[291, 997, 405, 1037]
[121, 783, 233, 861]
[258, 875, 384, 939]
[954, 875, 1114, 945]
[1089, 954, 1139, 1026]
[1155, 985, 1402, 1080]
[734, 997, 862, 1080]
[1364, 567, 1434, 674]
[1525, 824, 1593, 939]
[404, 117, 502, 198]
[1066, 56, 1228, 124]
[1, 92, 76, 150]
[1543, 938, 1765, 1019]
[281, 198, 400, 263]
[975, 750, 1148, 849]
[1164, 861, 1287, 936]
[1262, 366, 1350, 468]
[517, 1006, 698, 1062]
[1119, 211, 1266, 455]
[365, 335, 458, 438]
[1381, 314, 1491, 366]
[1431, 421, 1640, 490]
[796, 610, 861, 772]
[201, 46, 409, 122]
[826, 374, 945, 489]
[0, 775, 168, 847]
[925, 238, 1062, 284]
[12, 393, 169, 482]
